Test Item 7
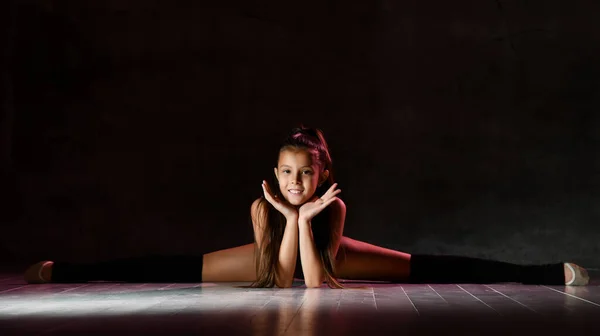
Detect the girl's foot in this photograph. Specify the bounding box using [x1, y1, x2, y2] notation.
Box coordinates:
[24, 261, 54, 284]
[564, 263, 589, 286]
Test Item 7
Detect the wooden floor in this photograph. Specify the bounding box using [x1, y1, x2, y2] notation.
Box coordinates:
[1, 271, 599, 335]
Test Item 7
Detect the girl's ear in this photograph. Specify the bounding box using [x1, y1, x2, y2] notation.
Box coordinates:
[273, 167, 279, 181]
[320, 169, 330, 184]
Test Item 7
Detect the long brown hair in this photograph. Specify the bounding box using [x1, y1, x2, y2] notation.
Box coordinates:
[250, 127, 343, 288]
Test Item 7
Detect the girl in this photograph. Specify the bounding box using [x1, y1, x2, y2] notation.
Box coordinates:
[24, 127, 589, 287]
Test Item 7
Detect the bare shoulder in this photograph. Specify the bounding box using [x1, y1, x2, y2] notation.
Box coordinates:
[329, 197, 346, 241]
[330, 197, 346, 215]
[250, 197, 267, 225]
[251, 197, 263, 211]
[250, 197, 268, 243]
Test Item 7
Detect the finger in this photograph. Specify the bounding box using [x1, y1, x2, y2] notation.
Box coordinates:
[320, 196, 338, 209]
[264, 181, 283, 207]
[321, 188, 341, 201]
[269, 188, 281, 202]
[263, 180, 273, 195]
[327, 183, 338, 193]
[261, 182, 270, 200]
[262, 181, 275, 204]
[264, 180, 277, 197]
[323, 183, 339, 198]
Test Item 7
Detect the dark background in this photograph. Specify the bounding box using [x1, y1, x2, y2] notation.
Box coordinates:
[1, 0, 599, 268]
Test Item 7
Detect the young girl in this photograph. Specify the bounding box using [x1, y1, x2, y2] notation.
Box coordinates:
[24, 127, 590, 287]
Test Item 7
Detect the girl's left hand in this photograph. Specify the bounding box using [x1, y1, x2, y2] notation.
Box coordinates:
[298, 183, 341, 222]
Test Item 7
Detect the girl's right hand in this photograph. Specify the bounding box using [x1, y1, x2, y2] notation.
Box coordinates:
[261, 180, 298, 221]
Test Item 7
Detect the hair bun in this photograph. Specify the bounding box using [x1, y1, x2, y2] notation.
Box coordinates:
[292, 126, 319, 138]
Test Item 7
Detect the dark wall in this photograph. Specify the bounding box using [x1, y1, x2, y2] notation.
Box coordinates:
[2, 0, 599, 267]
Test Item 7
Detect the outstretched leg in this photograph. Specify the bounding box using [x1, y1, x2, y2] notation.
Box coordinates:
[202, 243, 256, 282]
[334, 237, 579, 285]
[335, 236, 411, 282]
[26, 243, 258, 283]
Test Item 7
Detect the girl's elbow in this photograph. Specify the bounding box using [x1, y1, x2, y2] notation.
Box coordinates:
[305, 278, 323, 288]
[275, 280, 294, 288]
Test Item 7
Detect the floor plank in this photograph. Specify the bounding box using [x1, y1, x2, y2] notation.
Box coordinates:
[0, 272, 598, 336]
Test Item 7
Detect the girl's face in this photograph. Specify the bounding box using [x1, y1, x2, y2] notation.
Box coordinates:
[274, 148, 328, 206]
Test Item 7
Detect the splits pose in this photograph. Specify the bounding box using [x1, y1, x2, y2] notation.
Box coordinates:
[24, 127, 589, 287]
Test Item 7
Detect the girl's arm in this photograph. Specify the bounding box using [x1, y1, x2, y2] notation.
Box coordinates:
[275, 215, 299, 288]
[298, 218, 322, 287]
[298, 198, 346, 288]
[251, 197, 299, 288]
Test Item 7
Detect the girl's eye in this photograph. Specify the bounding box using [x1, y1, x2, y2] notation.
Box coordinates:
[281, 169, 312, 175]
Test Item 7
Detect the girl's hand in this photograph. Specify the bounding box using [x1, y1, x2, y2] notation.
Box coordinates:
[262, 180, 298, 220]
[298, 183, 341, 223]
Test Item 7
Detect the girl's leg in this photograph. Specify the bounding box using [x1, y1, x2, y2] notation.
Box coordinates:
[335, 236, 567, 285]
[201, 243, 257, 282]
[39, 243, 257, 283]
[335, 236, 412, 282]
[50, 255, 206, 283]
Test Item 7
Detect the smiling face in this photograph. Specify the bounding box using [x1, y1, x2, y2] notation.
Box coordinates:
[274, 148, 329, 206]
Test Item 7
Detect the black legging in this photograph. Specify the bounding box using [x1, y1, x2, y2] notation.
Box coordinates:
[52, 255, 205, 283]
[50, 254, 565, 285]
[408, 254, 564, 285]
